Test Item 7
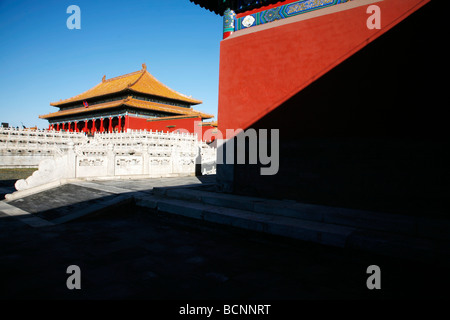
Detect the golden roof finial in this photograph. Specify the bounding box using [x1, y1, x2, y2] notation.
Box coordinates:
[142, 63, 147, 71]
[102, 75, 106, 82]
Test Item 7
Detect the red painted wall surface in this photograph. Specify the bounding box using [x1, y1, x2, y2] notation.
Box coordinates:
[146, 117, 202, 134]
[201, 124, 219, 142]
[218, 0, 430, 134]
[127, 116, 150, 131]
[128, 115, 205, 138]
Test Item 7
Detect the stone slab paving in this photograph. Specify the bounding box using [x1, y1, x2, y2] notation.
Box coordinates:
[0, 176, 212, 226]
[8, 184, 114, 218]
[0, 202, 54, 227]
[90, 175, 215, 191]
[70, 181, 135, 194]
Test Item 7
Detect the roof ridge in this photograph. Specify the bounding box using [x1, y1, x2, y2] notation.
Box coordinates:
[106, 64, 146, 83]
[128, 68, 147, 88]
[141, 71, 201, 103]
[104, 70, 142, 83]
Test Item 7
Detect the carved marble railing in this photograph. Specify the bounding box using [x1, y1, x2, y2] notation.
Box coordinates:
[0, 128, 216, 170]
[0, 127, 88, 149]
[5, 129, 216, 197]
[0, 128, 89, 167]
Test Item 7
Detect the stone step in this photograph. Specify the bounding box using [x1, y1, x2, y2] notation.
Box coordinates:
[134, 194, 450, 261]
[134, 194, 355, 248]
[152, 187, 450, 242]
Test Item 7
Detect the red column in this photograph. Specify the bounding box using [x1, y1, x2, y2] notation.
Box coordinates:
[108, 117, 112, 133]
[84, 120, 88, 133]
[56, 123, 60, 131]
[118, 116, 122, 133]
[75, 121, 78, 132]
[124, 115, 129, 132]
[100, 118, 104, 132]
[92, 119, 96, 133]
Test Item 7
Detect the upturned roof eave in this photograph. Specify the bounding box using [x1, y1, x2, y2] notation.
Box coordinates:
[49, 88, 127, 107]
[40, 98, 212, 120]
[50, 88, 202, 107]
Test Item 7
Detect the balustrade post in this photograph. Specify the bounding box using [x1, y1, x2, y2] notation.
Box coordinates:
[142, 143, 149, 175]
[67, 141, 76, 179]
[106, 143, 115, 176]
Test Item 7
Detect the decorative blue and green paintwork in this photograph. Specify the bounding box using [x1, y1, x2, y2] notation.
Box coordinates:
[223, 8, 236, 34]
[234, 0, 352, 31]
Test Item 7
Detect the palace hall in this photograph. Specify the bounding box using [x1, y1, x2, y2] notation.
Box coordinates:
[40, 64, 215, 135]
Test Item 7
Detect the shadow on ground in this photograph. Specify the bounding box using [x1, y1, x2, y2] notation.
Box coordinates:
[1, 191, 449, 300]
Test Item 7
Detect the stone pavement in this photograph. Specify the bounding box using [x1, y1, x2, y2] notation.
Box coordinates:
[1, 176, 214, 226]
[1, 175, 450, 299]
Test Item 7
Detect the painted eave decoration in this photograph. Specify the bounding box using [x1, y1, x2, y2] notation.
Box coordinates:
[189, 0, 287, 15]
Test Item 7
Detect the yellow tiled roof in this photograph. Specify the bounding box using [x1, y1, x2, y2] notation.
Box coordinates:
[201, 121, 218, 127]
[146, 115, 203, 122]
[39, 97, 213, 120]
[50, 64, 202, 106]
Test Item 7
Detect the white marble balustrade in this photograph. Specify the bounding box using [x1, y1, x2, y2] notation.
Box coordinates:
[0, 128, 217, 193]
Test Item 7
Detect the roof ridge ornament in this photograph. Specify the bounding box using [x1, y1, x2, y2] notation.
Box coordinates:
[142, 63, 147, 71]
[102, 75, 106, 82]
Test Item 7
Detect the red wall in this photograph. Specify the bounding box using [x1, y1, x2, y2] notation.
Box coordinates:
[128, 115, 206, 139]
[216, 0, 448, 216]
[127, 116, 149, 131]
[146, 117, 202, 134]
[218, 0, 430, 135]
[200, 124, 219, 142]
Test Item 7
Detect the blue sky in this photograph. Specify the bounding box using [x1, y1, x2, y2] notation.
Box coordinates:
[0, 0, 222, 128]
